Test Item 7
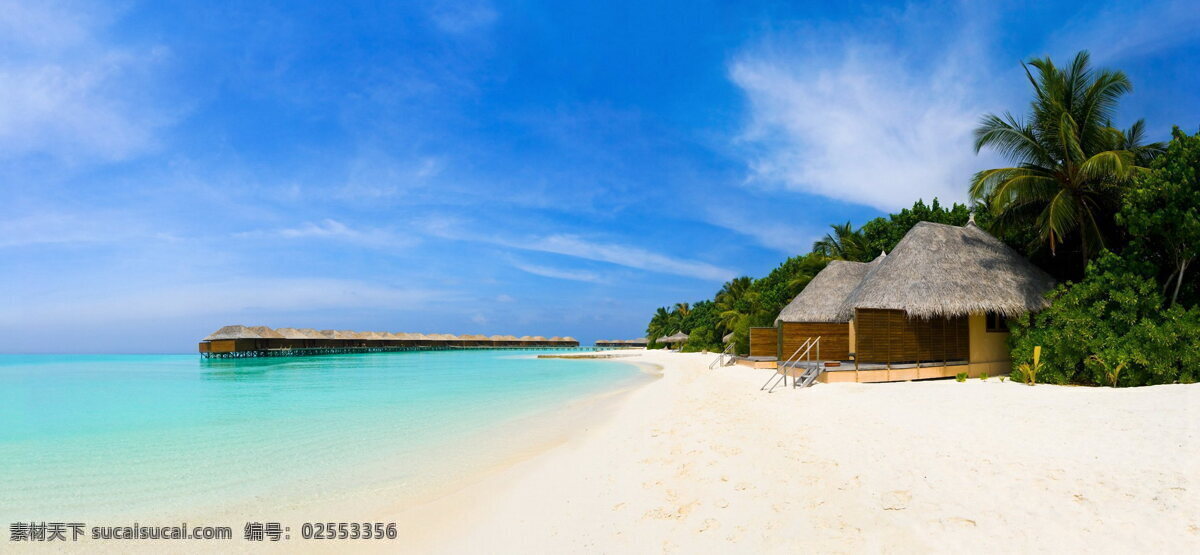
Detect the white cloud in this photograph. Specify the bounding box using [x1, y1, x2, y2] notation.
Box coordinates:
[1, 278, 454, 327]
[428, 0, 497, 34]
[729, 9, 1004, 212]
[703, 206, 819, 254]
[0, 1, 173, 162]
[236, 219, 419, 250]
[417, 217, 736, 282]
[512, 262, 604, 283]
[522, 235, 734, 282]
[0, 209, 176, 248]
[1050, 0, 1200, 63]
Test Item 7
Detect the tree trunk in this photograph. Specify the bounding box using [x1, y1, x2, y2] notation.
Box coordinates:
[1170, 258, 1191, 308]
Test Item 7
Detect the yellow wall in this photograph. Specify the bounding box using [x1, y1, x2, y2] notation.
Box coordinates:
[847, 318, 857, 356]
[967, 312, 1012, 376]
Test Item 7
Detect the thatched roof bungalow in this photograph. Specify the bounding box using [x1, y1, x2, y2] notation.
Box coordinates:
[766, 254, 886, 360]
[816, 219, 1055, 383]
[199, 325, 268, 353]
[835, 221, 1054, 321]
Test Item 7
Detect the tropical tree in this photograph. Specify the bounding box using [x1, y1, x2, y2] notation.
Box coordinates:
[715, 276, 753, 334]
[1118, 127, 1200, 307]
[646, 307, 671, 340]
[970, 50, 1163, 266]
[812, 221, 869, 261]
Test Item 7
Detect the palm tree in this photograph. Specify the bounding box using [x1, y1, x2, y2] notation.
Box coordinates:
[646, 307, 671, 340]
[970, 50, 1163, 263]
[812, 222, 869, 261]
[673, 302, 691, 319]
[715, 277, 752, 334]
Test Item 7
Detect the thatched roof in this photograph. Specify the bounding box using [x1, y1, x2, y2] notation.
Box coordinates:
[272, 327, 311, 339]
[245, 326, 285, 339]
[658, 331, 689, 344]
[298, 328, 325, 339]
[776, 255, 884, 324]
[835, 221, 1055, 320]
[202, 325, 262, 341]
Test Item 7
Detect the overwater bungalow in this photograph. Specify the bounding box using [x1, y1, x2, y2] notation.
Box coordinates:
[273, 327, 317, 349]
[199, 326, 584, 358]
[198, 325, 268, 354]
[763, 218, 1054, 383]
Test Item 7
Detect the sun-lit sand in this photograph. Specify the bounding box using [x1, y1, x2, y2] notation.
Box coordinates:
[407, 349, 1199, 553]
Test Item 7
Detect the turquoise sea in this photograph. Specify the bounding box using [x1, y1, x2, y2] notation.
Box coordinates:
[0, 350, 649, 519]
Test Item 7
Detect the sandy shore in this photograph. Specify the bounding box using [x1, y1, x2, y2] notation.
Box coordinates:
[405, 349, 1199, 553]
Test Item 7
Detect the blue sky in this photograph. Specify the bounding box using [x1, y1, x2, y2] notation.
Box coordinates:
[2, 0, 1198, 353]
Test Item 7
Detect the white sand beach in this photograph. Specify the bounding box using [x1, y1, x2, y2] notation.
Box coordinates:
[406, 349, 1199, 553]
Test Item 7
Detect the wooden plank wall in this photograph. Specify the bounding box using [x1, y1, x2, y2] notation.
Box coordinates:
[779, 322, 850, 361]
[854, 308, 968, 364]
[749, 327, 778, 357]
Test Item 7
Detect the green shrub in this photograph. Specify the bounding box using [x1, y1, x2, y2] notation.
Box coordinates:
[955, 372, 968, 382]
[1010, 252, 1200, 386]
[980, 372, 988, 381]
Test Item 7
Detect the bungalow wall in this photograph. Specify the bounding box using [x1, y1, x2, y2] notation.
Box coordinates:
[968, 312, 1012, 376]
[749, 327, 778, 357]
[778, 322, 851, 361]
[853, 308, 968, 364]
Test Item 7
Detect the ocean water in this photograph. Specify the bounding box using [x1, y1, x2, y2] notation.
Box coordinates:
[0, 350, 648, 519]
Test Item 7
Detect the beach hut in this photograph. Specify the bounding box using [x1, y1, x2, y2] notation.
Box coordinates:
[561, 336, 579, 347]
[824, 219, 1054, 383]
[769, 254, 886, 360]
[627, 337, 648, 347]
[658, 332, 689, 350]
[530, 335, 548, 346]
[199, 325, 268, 353]
[517, 335, 536, 346]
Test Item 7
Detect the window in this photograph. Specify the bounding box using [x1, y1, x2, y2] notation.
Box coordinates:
[985, 312, 1008, 332]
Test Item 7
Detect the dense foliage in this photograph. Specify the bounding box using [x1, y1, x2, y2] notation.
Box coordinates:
[1117, 128, 1200, 307]
[1009, 253, 1200, 386]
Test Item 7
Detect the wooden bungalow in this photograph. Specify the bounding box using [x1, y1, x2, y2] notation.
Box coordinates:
[561, 336, 580, 347]
[815, 219, 1054, 383]
[199, 325, 269, 353]
[765, 254, 886, 360]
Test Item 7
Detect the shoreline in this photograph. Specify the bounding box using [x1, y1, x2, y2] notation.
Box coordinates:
[403, 349, 1199, 553]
